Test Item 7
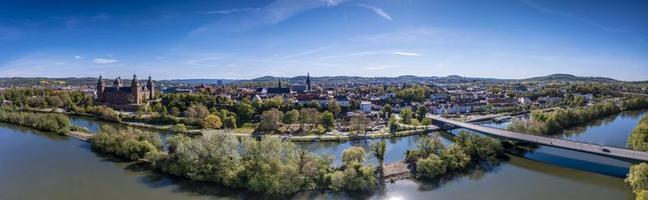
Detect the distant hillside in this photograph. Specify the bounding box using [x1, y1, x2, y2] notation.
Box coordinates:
[0, 73, 634, 87]
[522, 74, 619, 83]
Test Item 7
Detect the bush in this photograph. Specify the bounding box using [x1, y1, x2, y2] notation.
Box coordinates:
[90, 125, 162, 160]
[86, 106, 121, 122]
[454, 131, 503, 162]
[342, 146, 366, 165]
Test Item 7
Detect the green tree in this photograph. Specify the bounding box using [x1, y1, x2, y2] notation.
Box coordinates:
[371, 140, 387, 174]
[417, 105, 428, 120]
[388, 115, 399, 133]
[223, 116, 237, 129]
[381, 103, 392, 116]
[416, 154, 446, 179]
[236, 102, 255, 121]
[400, 108, 414, 124]
[320, 111, 335, 131]
[282, 109, 300, 124]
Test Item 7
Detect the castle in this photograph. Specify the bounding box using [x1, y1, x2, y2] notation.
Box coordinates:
[96, 75, 154, 105]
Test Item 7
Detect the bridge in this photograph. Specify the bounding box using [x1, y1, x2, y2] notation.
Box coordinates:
[429, 116, 648, 162]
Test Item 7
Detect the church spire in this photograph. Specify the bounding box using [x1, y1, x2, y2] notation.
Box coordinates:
[306, 72, 311, 91]
[278, 78, 282, 88]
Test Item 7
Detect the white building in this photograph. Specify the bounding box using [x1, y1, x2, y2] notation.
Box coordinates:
[360, 101, 372, 113]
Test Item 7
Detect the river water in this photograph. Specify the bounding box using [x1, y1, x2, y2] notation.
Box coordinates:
[1, 110, 644, 200]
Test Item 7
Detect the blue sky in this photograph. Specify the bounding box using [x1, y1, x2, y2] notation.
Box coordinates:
[0, 0, 647, 80]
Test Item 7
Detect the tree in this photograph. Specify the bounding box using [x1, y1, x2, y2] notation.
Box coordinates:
[418, 135, 445, 156]
[381, 103, 392, 118]
[416, 154, 446, 179]
[236, 102, 255, 121]
[299, 108, 320, 131]
[350, 112, 369, 134]
[342, 146, 366, 165]
[421, 118, 433, 126]
[417, 105, 428, 120]
[400, 108, 414, 124]
[320, 111, 335, 131]
[203, 114, 223, 129]
[327, 100, 341, 116]
[371, 141, 387, 172]
[258, 108, 283, 132]
[223, 116, 237, 129]
[282, 109, 299, 124]
[388, 115, 399, 133]
[440, 145, 470, 171]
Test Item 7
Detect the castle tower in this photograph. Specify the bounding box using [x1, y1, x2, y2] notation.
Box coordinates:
[131, 74, 140, 104]
[96, 75, 105, 101]
[306, 72, 311, 91]
[146, 75, 154, 100]
[114, 77, 122, 88]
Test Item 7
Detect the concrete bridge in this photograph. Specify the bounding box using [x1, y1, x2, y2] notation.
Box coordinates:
[429, 116, 648, 162]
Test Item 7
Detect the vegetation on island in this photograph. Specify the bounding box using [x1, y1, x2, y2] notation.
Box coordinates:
[0, 107, 73, 134]
[405, 131, 504, 179]
[87, 125, 382, 196]
[508, 98, 648, 135]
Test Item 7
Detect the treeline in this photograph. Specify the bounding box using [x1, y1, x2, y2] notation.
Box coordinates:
[0, 88, 93, 110]
[509, 98, 648, 135]
[627, 115, 648, 152]
[626, 163, 648, 200]
[90, 126, 379, 196]
[0, 109, 72, 134]
[405, 131, 504, 179]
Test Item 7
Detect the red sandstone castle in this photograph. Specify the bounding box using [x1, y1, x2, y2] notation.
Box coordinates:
[96, 75, 154, 105]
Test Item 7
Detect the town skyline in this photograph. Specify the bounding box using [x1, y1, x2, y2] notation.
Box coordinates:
[1, 0, 647, 80]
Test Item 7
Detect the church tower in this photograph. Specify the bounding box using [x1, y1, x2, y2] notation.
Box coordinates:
[97, 75, 105, 101]
[306, 72, 311, 92]
[278, 78, 282, 88]
[146, 75, 154, 100]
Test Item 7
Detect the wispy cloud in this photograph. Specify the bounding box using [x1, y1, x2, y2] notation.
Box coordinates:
[363, 65, 392, 70]
[189, 0, 350, 36]
[93, 58, 118, 64]
[393, 51, 421, 56]
[355, 3, 392, 21]
[519, 0, 624, 33]
[74, 55, 83, 59]
[202, 8, 262, 15]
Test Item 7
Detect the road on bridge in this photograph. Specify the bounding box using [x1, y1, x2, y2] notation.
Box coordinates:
[429, 116, 648, 162]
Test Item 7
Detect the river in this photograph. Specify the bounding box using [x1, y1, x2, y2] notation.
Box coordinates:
[1, 110, 644, 200]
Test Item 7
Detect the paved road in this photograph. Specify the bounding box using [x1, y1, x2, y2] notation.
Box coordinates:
[430, 116, 648, 162]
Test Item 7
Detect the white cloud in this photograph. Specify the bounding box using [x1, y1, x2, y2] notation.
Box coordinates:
[393, 51, 421, 56]
[74, 55, 83, 59]
[93, 58, 118, 64]
[355, 3, 393, 21]
[155, 56, 164, 59]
